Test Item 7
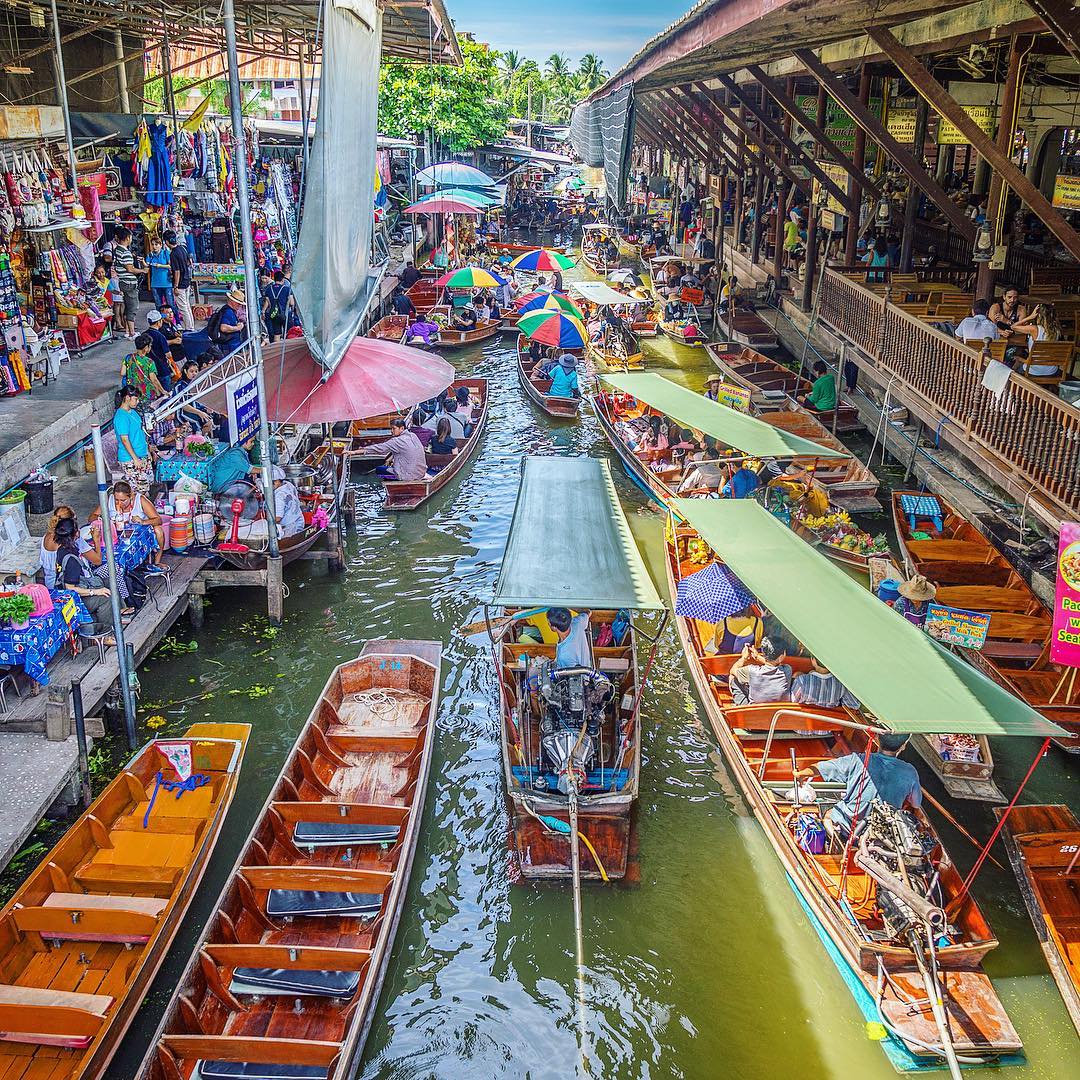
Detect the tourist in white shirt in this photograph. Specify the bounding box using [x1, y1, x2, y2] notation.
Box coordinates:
[954, 299, 1000, 343]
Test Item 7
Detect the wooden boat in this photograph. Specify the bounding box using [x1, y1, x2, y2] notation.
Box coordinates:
[658, 320, 709, 348]
[366, 315, 407, 344]
[707, 345, 862, 434]
[631, 318, 658, 338]
[892, 489, 1080, 756]
[725, 310, 780, 350]
[382, 378, 488, 510]
[665, 501, 1026, 1069]
[491, 457, 664, 881]
[489, 241, 570, 257]
[429, 306, 502, 348]
[0, 723, 249, 1080]
[787, 514, 890, 575]
[586, 331, 644, 372]
[756, 410, 880, 512]
[498, 310, 522, 333]
[346, 414, 396, 460]
[996, 804, 1080, 1036]
[405, 280, 439, 311]
[516, 337, 582, 420]
[135, 640, 440, 1080]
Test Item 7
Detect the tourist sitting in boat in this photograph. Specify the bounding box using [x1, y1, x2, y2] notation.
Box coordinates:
[795, 733, 927, 845]
[548, 353, 581, 399]
[634, 415, 669, 452]
[721, 459, 762, 499]
[798, 360, 838, 413]
[547, 607, 592, 669]
[728, 638, 792, 704]
[391, 286, 416, 317]
[451, 303, 479, 330]
[664, 299, 684, 322]
[408, 408, 433, 448]
[892, 574, 936, 626]
[364, 416, 429, 482]
[703, 373, 723, 401]
[428, 418, 459, 457]
[442, 396, 473, 439]
[704, 607, 763, 654]
[669, 428, 699, 470]
[407, 315, 440, 347]
[791, 658, 860, 710]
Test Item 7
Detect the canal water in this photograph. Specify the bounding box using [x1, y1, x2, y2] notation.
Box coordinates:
[111, 294, 1079, 1078]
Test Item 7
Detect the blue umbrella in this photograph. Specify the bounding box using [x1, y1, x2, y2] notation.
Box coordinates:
[675, 562, 752, 622]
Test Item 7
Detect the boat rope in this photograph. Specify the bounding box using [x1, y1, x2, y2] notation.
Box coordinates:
[142, 770, 210, 829]
[949, 736, 1050, 913]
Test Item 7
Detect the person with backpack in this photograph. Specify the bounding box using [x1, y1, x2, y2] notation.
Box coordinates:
[54, 518, 122, 644]
[262, 270, 295, 342]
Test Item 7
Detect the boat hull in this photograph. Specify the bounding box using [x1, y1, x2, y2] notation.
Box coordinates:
[517, 339, 581, 419]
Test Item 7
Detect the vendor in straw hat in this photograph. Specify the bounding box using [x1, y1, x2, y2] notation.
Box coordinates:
[894, 574, 936, 627]
[704, 372, 723, 401]
[212, 286, 249, 347]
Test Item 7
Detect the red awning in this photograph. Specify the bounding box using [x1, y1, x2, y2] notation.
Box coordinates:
[263, 336, 455, 424]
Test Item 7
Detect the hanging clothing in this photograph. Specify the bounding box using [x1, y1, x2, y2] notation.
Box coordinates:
[145, 121, 174, 207]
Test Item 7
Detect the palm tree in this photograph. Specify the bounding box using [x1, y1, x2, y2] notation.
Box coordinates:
[577, 53, 607, 90]
[545, 53, 570, 80]
[499, 50, 522, 81]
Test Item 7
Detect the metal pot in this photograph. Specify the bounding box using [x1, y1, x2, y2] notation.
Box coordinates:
[284, 464, 318, 492]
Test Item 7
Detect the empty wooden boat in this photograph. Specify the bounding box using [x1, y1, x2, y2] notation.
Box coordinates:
[516, 337, 581, 420]
[405, 280, 439, 312]
[428, 306, 502, 348]
[366, 315, 408, 344]
[666, 498, 1067, 1070]
[707, 346, 861, 434]
[0, 723, 249, 1080]
[724, 310, 779, 351]
[892, 490, 1080, 756]
[383, 379, 488, 510]
[136, 640, 440, 1080]
[490, 457, 665, 881]
[996, 804, 1080, 1036]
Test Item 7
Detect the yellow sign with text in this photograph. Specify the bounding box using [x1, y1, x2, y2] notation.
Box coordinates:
[937, 106, 997, 145]
[886, 108, 917, 145]
[811, 162, 849, 215]
[1053, 174, 1080, 211]
[716, 382, 752, 412]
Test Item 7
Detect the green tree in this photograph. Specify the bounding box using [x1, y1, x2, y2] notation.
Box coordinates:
[499, 50, 523, 81]
[545, 53, 570, 80]
[577, 54, 608, 91]
[378, 38, 509, 152]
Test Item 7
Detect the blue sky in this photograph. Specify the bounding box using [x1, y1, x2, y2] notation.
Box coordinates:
[448, 0, 692, 72]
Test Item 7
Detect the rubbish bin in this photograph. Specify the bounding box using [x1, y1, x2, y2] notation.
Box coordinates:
[24, 478, 54, 515]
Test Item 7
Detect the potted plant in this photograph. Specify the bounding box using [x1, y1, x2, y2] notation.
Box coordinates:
[0, 593, 35, 629]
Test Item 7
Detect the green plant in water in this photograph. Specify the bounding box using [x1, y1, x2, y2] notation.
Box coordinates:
[153, 636, 199, 659]
[228, 684, 273, 699]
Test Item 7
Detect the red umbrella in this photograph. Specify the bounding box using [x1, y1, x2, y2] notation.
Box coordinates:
[263, 336, 455, 424]
[403, 198, 482, 216]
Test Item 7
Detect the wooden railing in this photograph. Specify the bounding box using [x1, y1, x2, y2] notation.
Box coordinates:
[818, 268, 1080, 520]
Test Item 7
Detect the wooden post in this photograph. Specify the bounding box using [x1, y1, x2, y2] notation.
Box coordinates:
[899, 97, 930, 272]
[802, 83, 828, 311]
[751, 159, 765, 265]
[845, 65, 870, 262]
[267, 555, 284, 625]
[188, 577, 206, 630]
[734, 114, 746, 251]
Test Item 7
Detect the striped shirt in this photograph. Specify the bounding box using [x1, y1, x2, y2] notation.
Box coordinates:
[791, 670, 860, 710]
[112, 243, 138, 284]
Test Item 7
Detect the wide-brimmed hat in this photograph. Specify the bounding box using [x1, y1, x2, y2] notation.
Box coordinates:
[558, 352, 577, 370]
[705, 372, 722, 385]
[898, 574, 936, 602]
[227, 287, 246, 305]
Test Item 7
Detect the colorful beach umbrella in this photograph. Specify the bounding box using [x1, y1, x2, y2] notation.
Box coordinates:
[517, 310, 588, 349]
[510, 248, 577, 273]
[404, 198, 482, 216]
[674, 562, 753, 623]
[414, 187, 498, 207]
[435, 266, 506, 289]
[515, 291, 584, 320]
[416, 162, 496, 188]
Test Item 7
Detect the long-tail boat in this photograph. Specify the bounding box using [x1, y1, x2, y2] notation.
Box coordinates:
[0, 723, 249, 1080]
[136, 640, 440, 1080]
[580, 223, 618, 275]
[382, 379, 488, 510]
[724, 311, 780, 351]
[405, 280, 439, 312]
[996, 804, 1080, 1036]
[658, 319, 710, 348]
[516, 336, 582, 420]
[666, 498, 1067, 1070]
[366, 315, 408, 344]
[707, 345, 862, 434]
[892, 489, 1080, 755]
[429, 306, 502, 348]
[488, 457, 666, 881]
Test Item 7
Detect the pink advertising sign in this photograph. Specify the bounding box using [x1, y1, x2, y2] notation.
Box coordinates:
[1050, 522, 1080, 667]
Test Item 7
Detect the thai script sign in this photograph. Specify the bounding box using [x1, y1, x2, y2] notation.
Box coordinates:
[937, 106, 997, 145]
[1052, 175, 1080, 211]
[715, 382, 751, 412]
[886, 108, 917, 144]
[925, 604, 990, 650]
[226, 367, 260, 446]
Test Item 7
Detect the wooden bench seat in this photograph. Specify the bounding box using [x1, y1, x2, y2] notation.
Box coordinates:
[906, 539, 999, 563]
[74, 862, 182, 894]
[934, 586, 1041, 614]
[14, 897, 162, 944]
[0, 983, 113, 1048]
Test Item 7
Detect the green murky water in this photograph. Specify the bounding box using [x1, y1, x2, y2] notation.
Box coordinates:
[110, 285, 1079, 1079]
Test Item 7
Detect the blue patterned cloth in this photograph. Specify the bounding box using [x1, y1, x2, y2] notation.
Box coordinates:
[899, 493, 943, 533]
[155, 443, 227, 486]
[115, 524, 158, 571]
[675, 562, 753, 622]
[0, 590, 91, 684]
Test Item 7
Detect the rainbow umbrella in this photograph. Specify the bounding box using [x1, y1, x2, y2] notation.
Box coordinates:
[510, 248, 577, 273]
[435, 266, 506, 289]
[515, 291, 584, 320]
[404, 198, 482, 216]
[517, 310, 588, 349]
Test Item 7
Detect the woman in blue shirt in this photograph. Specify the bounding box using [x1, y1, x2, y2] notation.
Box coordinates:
[548, 354, 580, 399]
[147, 237, 173, 310]
[112, 386, 153, 496]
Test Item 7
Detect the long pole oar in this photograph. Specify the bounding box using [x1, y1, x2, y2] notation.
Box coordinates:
[567, 770, 590, 1074]
[922, 790, 1004, 871]
[459, 606, 547, 640]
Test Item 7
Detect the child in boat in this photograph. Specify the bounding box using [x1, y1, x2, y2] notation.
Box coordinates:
[429, 419, 458, 457]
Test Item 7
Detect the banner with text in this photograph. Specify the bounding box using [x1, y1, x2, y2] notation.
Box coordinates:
[937, 106, 997, 146]
[1053, 175, 1080, 211]
[1051, 522, 1080, 667]
[715, 383, 751, 412]
[226, 367, 260, 446]
[925, 605, 990, 650]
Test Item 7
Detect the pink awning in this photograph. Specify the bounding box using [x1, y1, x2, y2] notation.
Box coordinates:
[263, 336, 455, 424]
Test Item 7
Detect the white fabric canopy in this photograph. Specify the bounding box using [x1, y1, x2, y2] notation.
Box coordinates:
[570, 281, 650, 305]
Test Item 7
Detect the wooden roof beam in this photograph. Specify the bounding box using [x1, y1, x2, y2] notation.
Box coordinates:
[1025, 0, 1080, 65]
[716, 73, 848, 207]
[793, 48, 975, 241]
[633, 109, 664, 148]
[637, 99, 701, 166]
[646, 95, 714, 166]
[744, 64, 883, 200]
[868, 26, 1080, 263]
[662, 87, 741, 172]
[677, 85, 749, 171]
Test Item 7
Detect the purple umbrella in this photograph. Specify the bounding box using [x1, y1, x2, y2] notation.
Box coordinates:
[675, 562, 753, 622]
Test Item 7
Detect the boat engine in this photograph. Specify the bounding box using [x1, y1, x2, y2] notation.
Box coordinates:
[535, 662, 614, 795]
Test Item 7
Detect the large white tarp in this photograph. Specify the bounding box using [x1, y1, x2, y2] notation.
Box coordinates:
[570, 281, 650, 305]
[292, 0, 382, 373]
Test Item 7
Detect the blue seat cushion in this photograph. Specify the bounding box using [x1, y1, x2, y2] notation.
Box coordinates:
[197, 1064, 328, 1080]
[266, 889, 382, 918]
[229, 966, 361, 998]
[293, 822, 399, 847]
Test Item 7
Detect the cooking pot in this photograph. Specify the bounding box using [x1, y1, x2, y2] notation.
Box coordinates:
[284, 464, 318, 492]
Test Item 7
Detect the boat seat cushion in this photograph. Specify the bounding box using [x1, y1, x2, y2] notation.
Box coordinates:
[293, 822, 399, 847]
[0, 983, 113, 1048]
[229, 967, 361, 998]
[43, 892, 168, 917]
[197, 1064, 329, 1080]
[266, 889, 382, 918]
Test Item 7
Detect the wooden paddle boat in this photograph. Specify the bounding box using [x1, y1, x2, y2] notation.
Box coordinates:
[429, 306, 502, 349]
[135, 641, 440, 1080]
[658, 319, 710, 348]
[382, 379, 488, 510]
[724, 310, 780, 350]
[892, 489, 1079, 756]
[366, 315, 408, 344]
[516, 337, 582, 420]
[405, 280, 439, 312]
[996, 804, 1080, 1036]
[0, 723, 249, 1080]
[489, 457, 665, 881]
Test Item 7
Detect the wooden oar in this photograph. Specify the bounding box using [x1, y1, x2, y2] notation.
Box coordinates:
[458, 607, 546, 639]
[922, 790, 1004, 871]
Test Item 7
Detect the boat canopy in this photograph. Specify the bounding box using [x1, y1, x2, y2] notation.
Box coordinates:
[493, 457, 664, 610]
[672, 499, 1067, 737]
[570, 281, 651, 305]
[581, 222, 615, 232]
[600, 372, 846, 460]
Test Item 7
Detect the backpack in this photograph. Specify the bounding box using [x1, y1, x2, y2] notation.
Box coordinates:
[59, 552, 96, 591]
[265, 284, 284, 323]
[205, 304, 229, 345]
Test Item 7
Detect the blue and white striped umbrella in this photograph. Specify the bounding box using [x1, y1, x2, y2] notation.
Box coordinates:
[675, 562, 753, 622]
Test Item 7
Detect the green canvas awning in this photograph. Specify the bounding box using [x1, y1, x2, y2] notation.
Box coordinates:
[671, 498, 1066, 737]
[600, 372, 845, 460]
[493, 457, 664, 610]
